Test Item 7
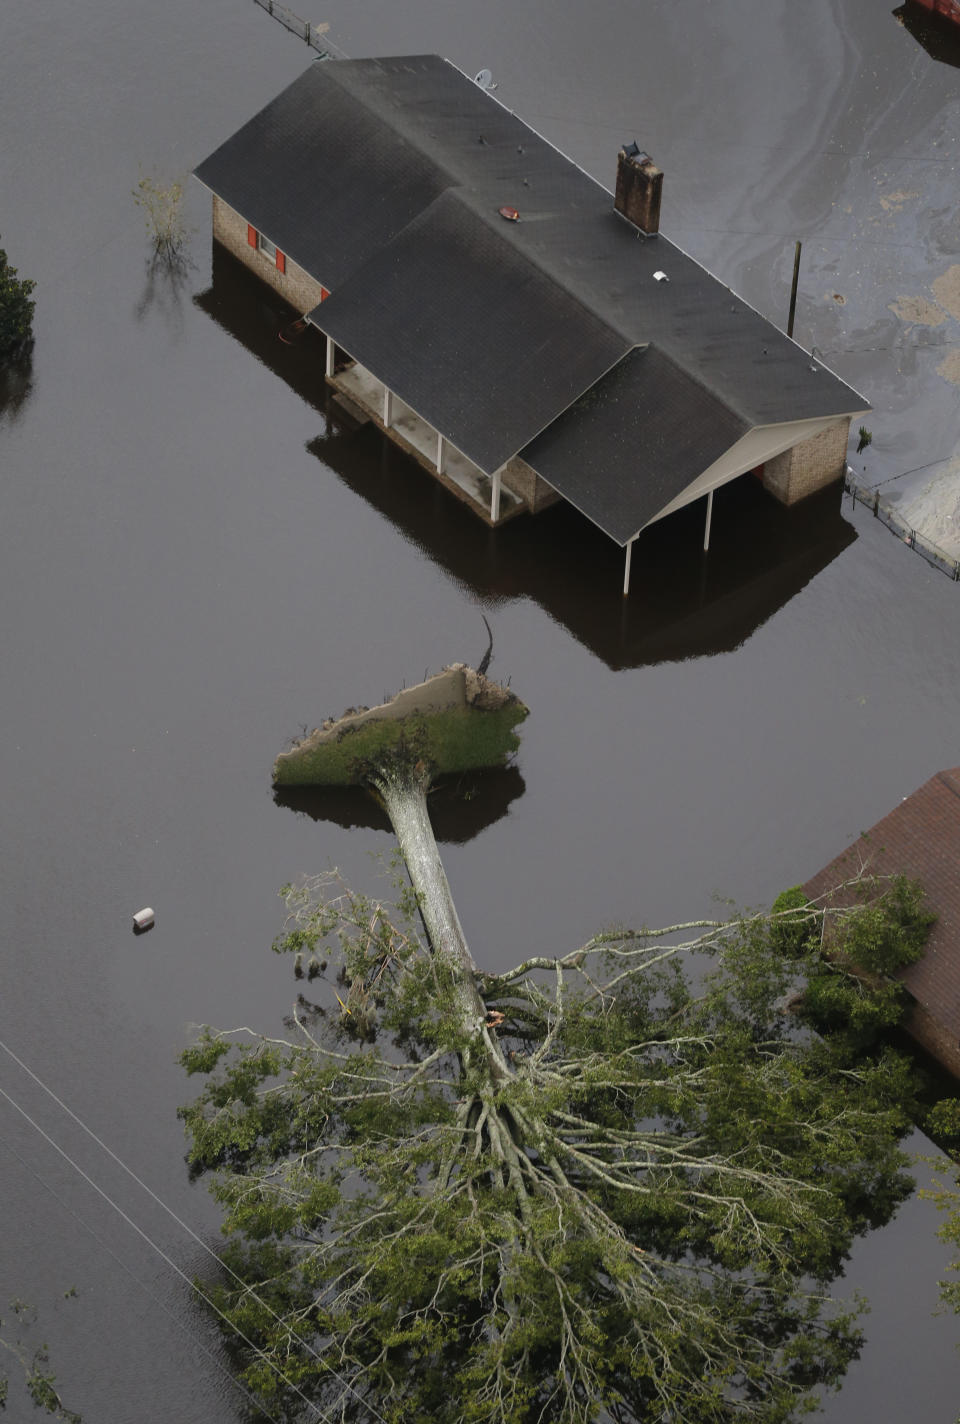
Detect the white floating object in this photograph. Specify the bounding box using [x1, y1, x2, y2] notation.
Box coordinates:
[133, 907, 155, 932]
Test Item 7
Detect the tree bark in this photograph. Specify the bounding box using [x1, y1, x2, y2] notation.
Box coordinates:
[371, 767, 512, 1080]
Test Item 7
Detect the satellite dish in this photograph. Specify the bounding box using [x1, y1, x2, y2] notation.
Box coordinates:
[474, 68, 497, 90]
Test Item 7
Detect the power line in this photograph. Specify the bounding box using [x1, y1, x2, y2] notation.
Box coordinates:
[0, 1080, 332, 1423]
[818, 339, 960, 356]
[0, 1036, 390, 1424]
[521, 107, 958, 167]
[667, 222, 945, 253]
[0, 1122, 284, 1424]
[866, 452, 959, 490]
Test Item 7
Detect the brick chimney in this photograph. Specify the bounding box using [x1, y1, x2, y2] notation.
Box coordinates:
[615, 142, 662, 237]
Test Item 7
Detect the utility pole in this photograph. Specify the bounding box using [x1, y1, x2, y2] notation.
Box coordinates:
[787, 240, 802, 339]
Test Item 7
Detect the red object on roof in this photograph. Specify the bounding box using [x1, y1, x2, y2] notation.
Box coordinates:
[910, 0, 960, 24]
[498, 205, 520, 222]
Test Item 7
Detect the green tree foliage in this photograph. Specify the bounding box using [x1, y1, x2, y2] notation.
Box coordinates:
[180, 873, 923, 1424]
[797, 874, 935, 1054]
[0, 240, 36, 363]
[922, 1102, 960, 1330]
[768, 886, 814, 959]
[0, 1300, 80, 1421]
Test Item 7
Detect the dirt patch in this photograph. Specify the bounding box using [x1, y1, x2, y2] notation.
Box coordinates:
[937, 349, 960, 389]
[888, 294, 948, 327]
[879, 189, 919, 213]
[931, 264, 960, 323]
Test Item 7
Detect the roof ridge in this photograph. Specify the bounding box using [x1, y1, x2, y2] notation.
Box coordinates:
[934, 767, 960, 802]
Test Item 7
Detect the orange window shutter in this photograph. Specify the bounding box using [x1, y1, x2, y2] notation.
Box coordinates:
[320, 286, 330, 301]
[247, 224, 257, 248]
[276, 250, 286, 274]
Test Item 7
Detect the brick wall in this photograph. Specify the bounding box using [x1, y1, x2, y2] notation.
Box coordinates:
[502, 456, 561, 513]
[212, 195, 327, 315]
[763, 418, 851, 505]
[614, 150, 663, 235]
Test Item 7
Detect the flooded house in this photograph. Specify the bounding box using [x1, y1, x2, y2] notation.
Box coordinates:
[194, 54, 870, 592]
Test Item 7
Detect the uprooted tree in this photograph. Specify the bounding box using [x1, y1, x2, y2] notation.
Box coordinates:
[180, 664, 931, 1424]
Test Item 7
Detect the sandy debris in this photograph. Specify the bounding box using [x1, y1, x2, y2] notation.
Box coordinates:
[898, 457, 960, 560]
[888, 294, 948, 327]
[938, 350, 960, 389]
[879, 189, 919, 213]
[931, 264, 960, 323]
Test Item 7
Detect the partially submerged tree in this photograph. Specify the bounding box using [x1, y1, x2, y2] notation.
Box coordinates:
[181, 668, 925, 1424]
[0, 1299, 81, 1421]
[0, 239, 36, 364]
[132, 171, 187, 264]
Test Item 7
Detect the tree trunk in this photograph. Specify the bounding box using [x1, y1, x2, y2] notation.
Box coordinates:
[371, 767, 511, 1080]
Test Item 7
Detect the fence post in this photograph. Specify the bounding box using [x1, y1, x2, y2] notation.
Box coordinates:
[305, 20, 310, 42]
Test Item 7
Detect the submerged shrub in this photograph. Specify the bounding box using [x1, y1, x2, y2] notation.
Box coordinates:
[0, 239, 36, 362]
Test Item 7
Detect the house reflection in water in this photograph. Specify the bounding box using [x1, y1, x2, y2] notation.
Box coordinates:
[195, 246, 857, 673]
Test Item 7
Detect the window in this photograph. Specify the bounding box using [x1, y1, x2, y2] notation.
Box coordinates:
[246, 224, 286, 273]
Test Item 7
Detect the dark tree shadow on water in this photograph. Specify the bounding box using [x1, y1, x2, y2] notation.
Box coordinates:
[0, 349, 34, 427]
[134, 248, 196, 334]
[274, 764, 526, 845]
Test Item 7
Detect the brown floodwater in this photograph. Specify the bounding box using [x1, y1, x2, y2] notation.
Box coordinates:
[1, 0, 959, 1418]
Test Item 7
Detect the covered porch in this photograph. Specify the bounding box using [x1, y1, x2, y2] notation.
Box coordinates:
[616, 415, 852, 594]
[323, 344, 526, 526]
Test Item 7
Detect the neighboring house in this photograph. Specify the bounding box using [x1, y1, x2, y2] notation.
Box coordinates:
[804, 767, 960, 1078]
[194, 54, 869, 591]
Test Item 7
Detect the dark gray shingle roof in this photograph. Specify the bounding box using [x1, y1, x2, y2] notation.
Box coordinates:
[194, 64, 452, 288]
[520, 348, 750, 544]
[313, 189, 631, 473]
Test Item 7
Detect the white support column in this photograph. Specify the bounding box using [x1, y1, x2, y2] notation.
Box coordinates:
[703, 488, 714, 552]
[325, 335, 335, 378]
[490, 469, 502, 523]
[623, 536, 636, 596]
[383, 386, 394, 428]
[436, 433, 446, 474]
